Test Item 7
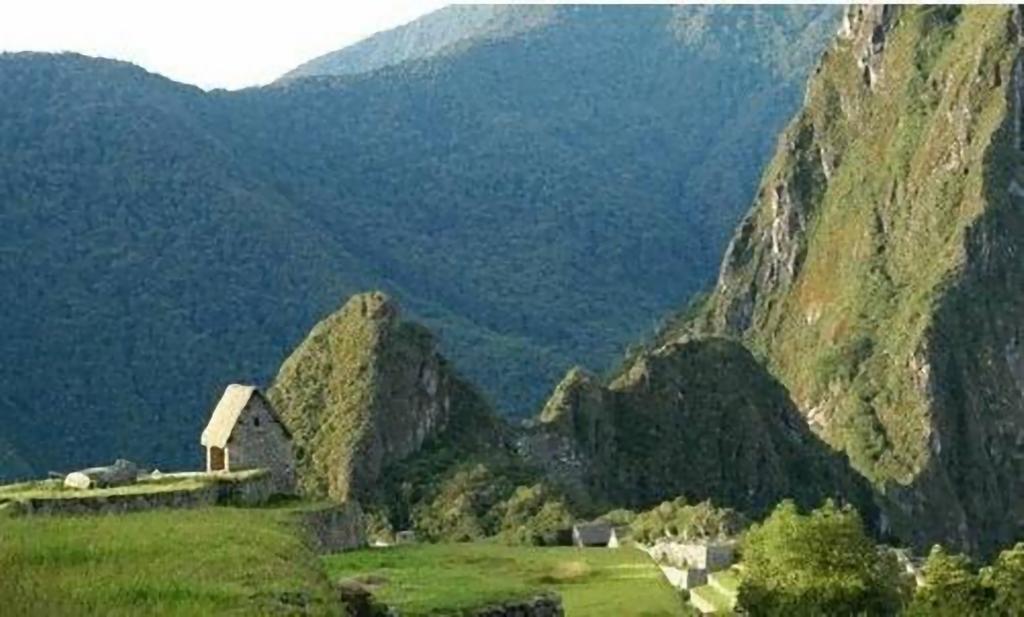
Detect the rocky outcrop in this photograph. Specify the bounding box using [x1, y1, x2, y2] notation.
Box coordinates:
[693, 5, 1024, 556]
[838, 5, 901, 89]
[269, 291, 498, 502]
[529, 337, 874, 519]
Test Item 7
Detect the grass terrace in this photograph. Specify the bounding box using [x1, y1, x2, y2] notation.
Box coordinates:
[0, 470, 264, 505]
[0, 505, 341, 615]
[323, 543, 689, 616]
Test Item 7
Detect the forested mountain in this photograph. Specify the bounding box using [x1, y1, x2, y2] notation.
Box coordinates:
[530, 338, 876, 519]
[673, 5, 1024, 557]
[0, 5, 839, 479]
[280, 5, 559, 80]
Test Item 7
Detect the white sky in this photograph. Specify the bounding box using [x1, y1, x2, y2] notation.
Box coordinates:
[0, 0, 448, 90]
[1, 0, 845, 90]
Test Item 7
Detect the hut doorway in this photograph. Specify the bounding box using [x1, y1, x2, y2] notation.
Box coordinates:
[208, 446, 227, 472]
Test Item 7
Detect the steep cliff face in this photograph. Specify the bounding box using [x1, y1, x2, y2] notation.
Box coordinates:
[268, 292, 496, 501]
[529, 337, 874, 519]
[694, 5, 1024, 555]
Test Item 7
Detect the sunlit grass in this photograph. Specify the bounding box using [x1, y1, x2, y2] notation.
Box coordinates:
[324, 542, 688, 616]
[0, 506, 341, 616]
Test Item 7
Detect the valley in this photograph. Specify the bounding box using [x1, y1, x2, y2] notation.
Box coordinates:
[3, 3, 1024, 616]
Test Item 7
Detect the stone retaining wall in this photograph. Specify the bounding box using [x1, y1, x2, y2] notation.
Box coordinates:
[469, 593, 564, 617]
[5, 471, 274, 516]
[300, 500, 366, 554]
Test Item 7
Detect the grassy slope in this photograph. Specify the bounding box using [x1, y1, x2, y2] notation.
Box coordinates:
[323, 543, 687, 616]
[0, 507, 342, 616]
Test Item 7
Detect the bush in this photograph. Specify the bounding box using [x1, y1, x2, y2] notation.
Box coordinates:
[496, 484, 574, 546]
[630, 498, 745, 544]
[737, 500, 904, 616]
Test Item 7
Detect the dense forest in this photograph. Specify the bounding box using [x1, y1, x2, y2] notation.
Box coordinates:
[0, 5, 839, 478]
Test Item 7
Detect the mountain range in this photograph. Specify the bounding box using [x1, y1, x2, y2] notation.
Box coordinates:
[0, 5, 839, 479]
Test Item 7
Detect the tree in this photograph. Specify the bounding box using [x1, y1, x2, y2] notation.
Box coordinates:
[981, 542, 1024, 616]
[737, 500, 904, 616]
[904, 545, 990, 616]
[496, 484, 573, 546]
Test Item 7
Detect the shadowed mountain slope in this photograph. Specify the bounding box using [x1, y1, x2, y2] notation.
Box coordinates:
[675, 5, 1024, 557]
[0, 6, 838, 479]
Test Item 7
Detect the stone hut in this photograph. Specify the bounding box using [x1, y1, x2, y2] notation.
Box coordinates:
[678, 541, 735, 572]
[607, 525, 630, 548]
[200, 384, 296, 494]
[572, 521, 613, 547]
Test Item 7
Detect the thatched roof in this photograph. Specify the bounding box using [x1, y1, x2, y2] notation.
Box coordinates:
[573, 521, 613, 546]
[201, 384, 259, 448]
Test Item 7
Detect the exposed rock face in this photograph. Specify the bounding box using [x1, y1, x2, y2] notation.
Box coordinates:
[839, 5, 900, 89]
[530, 338, 874, 518]
[694, 5, 1024, 556]
[269, 291, 494, 502]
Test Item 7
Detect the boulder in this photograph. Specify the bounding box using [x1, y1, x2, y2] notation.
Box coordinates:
[63, 472, 92, 490]
[63, 459, 139, 490]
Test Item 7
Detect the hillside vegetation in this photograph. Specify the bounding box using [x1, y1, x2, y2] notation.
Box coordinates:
[530, 337, 875, 520]
[269, 292, 573, 544]
[0, 6, 838, 480]
[685, 5, 1024, 556]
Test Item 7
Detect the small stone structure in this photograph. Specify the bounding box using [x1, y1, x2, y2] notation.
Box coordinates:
[606, 525, 630, 548]
[301, 501, 367, 554]
[395, 530, 418, 544]
[572, 521, 613, 547]
[201, 384, 296, 494]
[659, 564, 708, 590]
[608, 527, 621, 548]
[679, 541, 734, 572]
[648, 539, 735, 573]
[645, 539, 737, 599]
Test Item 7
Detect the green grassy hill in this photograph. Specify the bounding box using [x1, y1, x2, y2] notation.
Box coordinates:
[0, 506, 343, 615]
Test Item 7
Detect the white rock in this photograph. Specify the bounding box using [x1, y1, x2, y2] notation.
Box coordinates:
[64, 472, 92, 490]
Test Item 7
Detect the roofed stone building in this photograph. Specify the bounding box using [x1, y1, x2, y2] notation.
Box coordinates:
[572, 521, 613, 547]
[200, 384, 296, 495]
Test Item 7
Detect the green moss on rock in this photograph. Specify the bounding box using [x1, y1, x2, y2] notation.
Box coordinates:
[532, 336, 875, 520]
[688, 6, 1024, 556]
[269, 291, 496, 502]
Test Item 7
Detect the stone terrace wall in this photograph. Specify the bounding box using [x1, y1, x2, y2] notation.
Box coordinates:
[300, 500, 367, 554]
[6, 471, 274, 517]
[469, 594, 564, 617]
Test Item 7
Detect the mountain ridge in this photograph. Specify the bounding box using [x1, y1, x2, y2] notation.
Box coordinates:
[676, 4, 1024, 556]
[0, 6, 838, 480]
[279, 5, 559, 82]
